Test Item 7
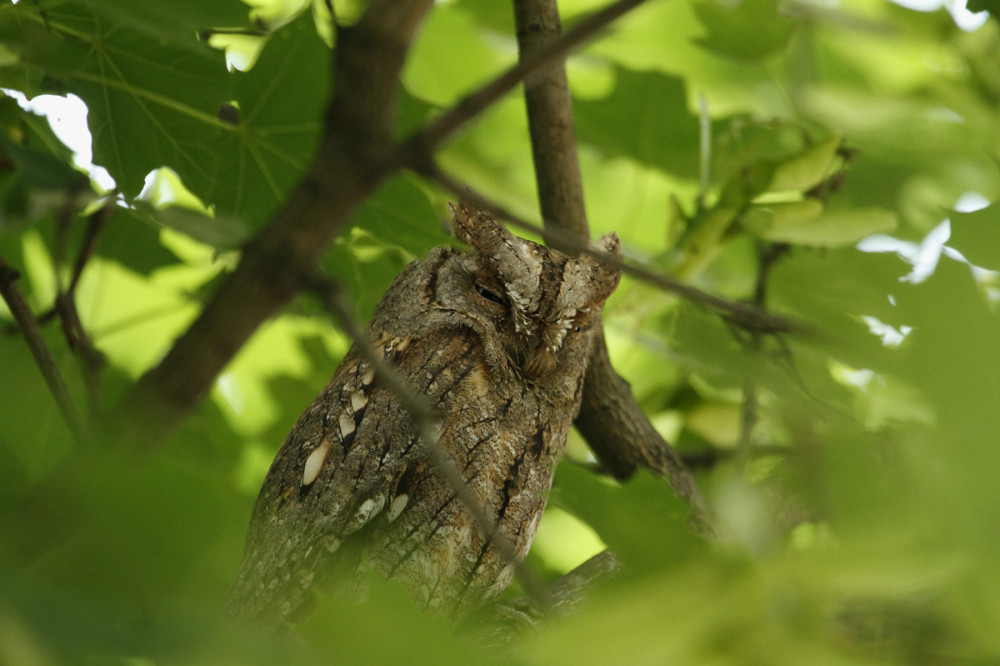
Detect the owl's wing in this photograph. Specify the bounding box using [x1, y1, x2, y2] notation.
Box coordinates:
[226, 334, 423, 627]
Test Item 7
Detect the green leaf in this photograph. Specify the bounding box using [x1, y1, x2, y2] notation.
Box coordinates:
[749, 205, 896, 247]
[947, 204, 1000, 270]
[128, 200, 249, 250]
[769, 134, 842, 192]
[299, 572, 469, 664]
[711, 118, 807, 187]
[323, 231, 413, 323]
[552, 466, 703, 573]
[98, 208, 184, 274]
[770, 246, 909, 347]
[0, 2, 329, 233]
[0, 99, 90, 221]
[742, 199, 824, 236]
[0, 137, 82, 191]
[574, 67, 700, 177]
[693, 0, 795, 61]
[204, 13, 329, 228]
[403, 2, 513, 106]
[44, 4, 234, 196]
[965, 0, 999, 14]
[78, 0, 250, 44]
[351, 175, 441, 257]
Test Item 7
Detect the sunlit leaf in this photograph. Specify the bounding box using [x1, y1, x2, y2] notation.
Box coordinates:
[769, 134, 842, 193]
[751, 206, 897, 247]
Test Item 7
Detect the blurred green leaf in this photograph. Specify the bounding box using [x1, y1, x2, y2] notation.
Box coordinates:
[552, 466, 704, 572]
[97, 208, 184, 274]
[747, 204, 897, 247]
[574, 67, 700, 177]
[299, 574, 471, 665]
[769, 134, 842, 193]
[351, 175, 442, 258]
[966, 0, 1000, 13]
[693, 0, 795, 61]
[947, 204, 1000, 270]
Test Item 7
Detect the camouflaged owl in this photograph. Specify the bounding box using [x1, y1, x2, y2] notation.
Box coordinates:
[227, 202, 621, 628]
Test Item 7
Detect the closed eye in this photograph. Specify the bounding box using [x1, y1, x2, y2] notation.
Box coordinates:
[474, 282, 505, 306]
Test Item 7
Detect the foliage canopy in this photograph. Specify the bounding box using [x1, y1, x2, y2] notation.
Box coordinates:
[2, 0, 1000, 663]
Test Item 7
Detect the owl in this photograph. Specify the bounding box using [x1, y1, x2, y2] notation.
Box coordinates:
[226, 201, 621, 628]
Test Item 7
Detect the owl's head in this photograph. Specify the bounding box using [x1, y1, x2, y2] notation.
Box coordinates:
[442, 201, 621, 380]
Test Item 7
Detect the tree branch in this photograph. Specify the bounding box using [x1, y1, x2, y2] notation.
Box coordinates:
[116, 0, 658, 445]
[0, 254, 85, 442]
[116, 0, 435, 444]
[511, 0, 715, 536]
[736, 242, 791, 470]
[513, 0, 590, 246]
[425, 166, 796, 335]
[467, 549, 622, 644]
[402, 0, 651, 159]
[55, 204, 111, 410]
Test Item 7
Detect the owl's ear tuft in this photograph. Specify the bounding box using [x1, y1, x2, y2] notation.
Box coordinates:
[448, 200, 516, 256]
[586, 231, 623, 304]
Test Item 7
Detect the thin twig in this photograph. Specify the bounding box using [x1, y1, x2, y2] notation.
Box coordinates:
[468, 548, 622, 644]
[682, 444, 794, 470]
[737, 242, 791, 468]
[68, 203, 112, 295]
[425, 165, 798, 335]
[401, 0, 651, 156]
[52, 203, 110, 409]
[0, 254, 85, 442]
[304, 273, 551, 609]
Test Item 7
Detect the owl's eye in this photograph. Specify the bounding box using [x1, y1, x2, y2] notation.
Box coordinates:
[474, 282, 505, 306]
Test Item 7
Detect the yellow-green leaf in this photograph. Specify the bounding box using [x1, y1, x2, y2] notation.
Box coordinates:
[769, 134, 842, 193]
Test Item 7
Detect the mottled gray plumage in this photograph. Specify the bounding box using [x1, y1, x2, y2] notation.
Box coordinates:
[227, 202, 621, 628]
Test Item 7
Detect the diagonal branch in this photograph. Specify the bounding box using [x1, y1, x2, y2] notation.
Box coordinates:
[402, 0, 651, 157]
[424, 167, 796, 333]
[115, 0, 658, 445]
[0, 254, 85, 442]
[116, 0, 435, 443]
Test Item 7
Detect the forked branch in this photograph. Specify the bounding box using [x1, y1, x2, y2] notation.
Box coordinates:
[117, 0, 656, 445]
[0, 254, 85, 442]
